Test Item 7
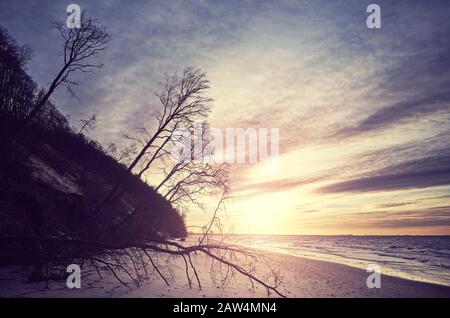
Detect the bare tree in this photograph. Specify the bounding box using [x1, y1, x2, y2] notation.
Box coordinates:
[25, 15, 109, 124]
[0, 235, 285, 297]
[128, 68, 211, 174]
[78, 114, 97, 135]
[121, 121, 229, 214]
[154, 129, 229, 214]
[105, 142, 117, 156]
[0, 26, 36, 118]
[98, 68, 215, 212]
[1, 64, 286, 296]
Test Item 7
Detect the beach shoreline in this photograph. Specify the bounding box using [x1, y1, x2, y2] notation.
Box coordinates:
[1, 249, 449, 298]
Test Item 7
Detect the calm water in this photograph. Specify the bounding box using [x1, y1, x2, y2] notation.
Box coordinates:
[226, 235, 450, 286]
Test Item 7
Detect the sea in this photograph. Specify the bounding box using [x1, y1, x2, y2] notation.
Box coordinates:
[222, 235, 450, 287]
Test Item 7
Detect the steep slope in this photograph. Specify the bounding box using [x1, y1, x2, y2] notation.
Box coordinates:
[0, 116, 187, 265]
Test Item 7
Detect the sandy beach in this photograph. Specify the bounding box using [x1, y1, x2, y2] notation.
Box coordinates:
[1, 250, 449, 298]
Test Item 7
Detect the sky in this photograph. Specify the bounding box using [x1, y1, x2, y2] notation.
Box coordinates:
[1, 0, 449, 235]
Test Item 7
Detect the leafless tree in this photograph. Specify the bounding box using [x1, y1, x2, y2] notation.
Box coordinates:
[96, 68, 230, 240]
[105, 143, 117, 156]
[25, 15, 109, 124]
[78, 114, 97, 135]
[98, 68, 223, 213]
[77, 68, 287, 296]
[154, 132, 229, 214]
[0, 235, 285, 297]
[120, 121, 229, 214]
[0, 26, 35, 118]
[1, 15, 286, 297]
[129, 68, 211, 174]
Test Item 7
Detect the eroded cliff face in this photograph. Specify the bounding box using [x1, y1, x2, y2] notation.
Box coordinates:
[0, 134, 187, 269]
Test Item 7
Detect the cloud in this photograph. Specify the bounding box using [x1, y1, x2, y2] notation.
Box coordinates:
[232, 174, 331, 199]
[300, 207, 450, 229]
[3, 0, 450, 234]
[336, 91, 450, 137]
[376, 201, 417, 209]
[349, 207, 450, 228]
[319, 169, 450, 193]
[331, 2, 450, 139]
[318, 147, 450, 193]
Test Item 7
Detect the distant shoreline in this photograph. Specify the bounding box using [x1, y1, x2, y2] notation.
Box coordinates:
[190, 233, 450, 237]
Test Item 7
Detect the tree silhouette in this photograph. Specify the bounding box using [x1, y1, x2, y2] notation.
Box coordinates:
[25, 15, 109, 124]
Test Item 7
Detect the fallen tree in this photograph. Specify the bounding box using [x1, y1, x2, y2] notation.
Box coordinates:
[0, 16, 285, 297]
[0, 235, 286, 297]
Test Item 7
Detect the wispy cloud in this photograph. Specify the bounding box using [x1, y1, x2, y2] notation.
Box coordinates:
[318, 145, 450, 193]
[336, 91, 450, 137]
[2, 0, 450, 234]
